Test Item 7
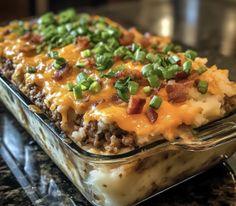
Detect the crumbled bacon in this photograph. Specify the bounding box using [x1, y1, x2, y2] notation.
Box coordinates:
[31, 34, 43, 44]
[166, 83, 188, 103]
[21, 32, 42, 44]
[114, 55, 121, 62]
[21, 32, 31, 40]
[119, 31, 134, 46]
[140, 33, 151, 48]
[145, 108, 158, 123]
[115, 70, 127, 78]
[75, 36, 90, 51]
[19, 44, 36, 54]
[130, 70, 149, 86]
[127, 96, 146, 114]
[111, 94, 123, 104]
[2, 29, 10, 36]
[53, 64, 70, 81]
[86, 57, 95, 68]
[174, 71, 189, 81]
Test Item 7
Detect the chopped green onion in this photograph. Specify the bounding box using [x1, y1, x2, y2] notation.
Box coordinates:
[197, 80, 208, 94]
[173, 45, 182, 52]
[149, 95, 162, 109]
[168, 55, 180, 64]
[185, 49, 198, 60]
[48, 51, 59, 59]
[95, 53, 114, 71]
[143, 86, 152, 94]
[161, 65, 179, 80]
[128, 81, 139, 95]
[141, 64, 153, 77]
[27, 66, 37, 73]
[80, 49, 91, 58]
[57, 25, 67, 34]
[67, 83, 75, 91]
[101, 64, 126, 78]
[89, 81, 102, 93]
[131, 43, 140, 52]
[197, 66, 207, 75]
[183, 60, 192, 74]
[148, 75, 161, 88]
[73, 85, 82, 100]
[134, 49, 146, 62]
[162, 43, 174, 53]
[76, 72, 88, 83]
[117, 89, 129, 102]
[38, 12, 55, 25]
[146, 53, 158, 63]
[79, 80, 91, 91]
[114, 46, 128, 58]
[58, 9, 77, 24]
[53, 57, 66, 70]
[76, 60, 86, 68]
[152, 64, 163, 77]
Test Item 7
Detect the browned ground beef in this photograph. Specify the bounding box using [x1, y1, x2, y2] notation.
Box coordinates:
[0, 57, 15, 79]
[1, 58, 236, 153]
[0, 59, 138, 152]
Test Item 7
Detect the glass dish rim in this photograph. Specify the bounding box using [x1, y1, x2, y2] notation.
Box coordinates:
[2, 75, 236, 162]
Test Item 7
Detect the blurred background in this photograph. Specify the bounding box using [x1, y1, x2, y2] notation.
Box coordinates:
[0, 0, 236, 70]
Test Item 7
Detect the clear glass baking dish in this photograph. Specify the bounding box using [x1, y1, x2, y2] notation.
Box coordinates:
[0, 73, 236, 206]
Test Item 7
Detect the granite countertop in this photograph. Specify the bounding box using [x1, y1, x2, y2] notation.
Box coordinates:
[1, 0, 236, 205]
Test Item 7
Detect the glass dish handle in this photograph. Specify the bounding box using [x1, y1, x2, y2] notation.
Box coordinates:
[171, 113, 236, 151]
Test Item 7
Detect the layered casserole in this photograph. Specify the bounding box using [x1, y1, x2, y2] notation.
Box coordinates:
[0, 9, 236, 206]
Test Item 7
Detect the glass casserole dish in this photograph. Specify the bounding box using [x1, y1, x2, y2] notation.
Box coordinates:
[0, 9, 236, 206]
[0, 75, 236, 206]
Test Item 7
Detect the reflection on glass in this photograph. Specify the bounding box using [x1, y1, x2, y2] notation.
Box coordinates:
[182, 0, 199, 46]
[221, 8, 236, 56]
[139, 0, 173, 37]
[152, 2, 173, 37]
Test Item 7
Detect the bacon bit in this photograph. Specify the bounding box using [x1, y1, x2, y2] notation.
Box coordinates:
[130, 70, 149, 86]
[31, 34, 43, 44]
[19, 44, 36, 54]
[188, 70, 199, 80]
[115, 70, 128, 78]
[3, 29, 10, 36]
[21, 32, 43, 44]
[140, 33, 151, 48]
[111, 94, 123, 104]
[145, 108, 158, 123]
[21, 32, 31, 40]
[152, 82, 166, 94]
[166, 83, 187, 103]
[194, 79, 200, 87]
[174, 71, 189, 81]
[114, 55, 121, 62]
[127, 96, 146, 114]
[53, 64, 70, 81]
[119, 31, 134, 46]
[130, 70, 142, 79]
[76, 36, 90, 51]
[85, 57, 96, 69]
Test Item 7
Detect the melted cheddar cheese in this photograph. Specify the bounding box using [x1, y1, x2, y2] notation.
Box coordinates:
[0, 14, 236, 148]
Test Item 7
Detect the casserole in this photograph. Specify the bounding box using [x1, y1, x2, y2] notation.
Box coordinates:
[0, 9, 236, 206]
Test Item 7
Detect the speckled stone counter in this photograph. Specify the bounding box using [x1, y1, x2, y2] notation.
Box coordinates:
[1, 0, 236, 205]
